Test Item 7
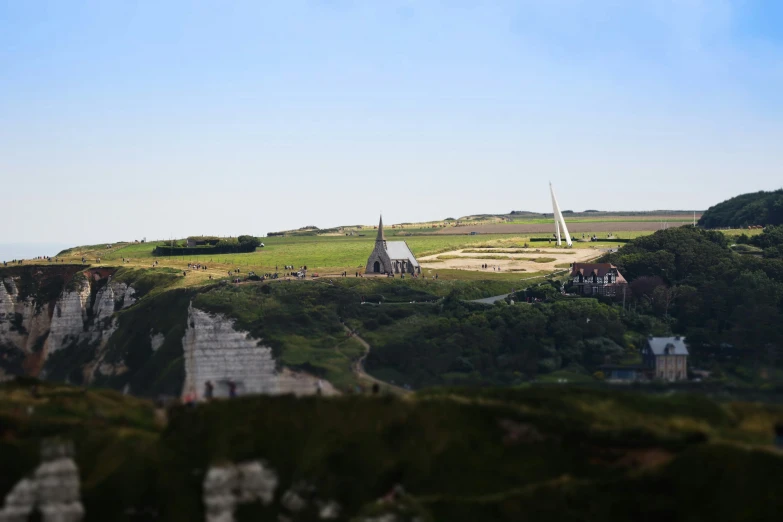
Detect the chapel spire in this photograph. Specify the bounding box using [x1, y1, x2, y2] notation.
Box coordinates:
[376, 215, 386, 242]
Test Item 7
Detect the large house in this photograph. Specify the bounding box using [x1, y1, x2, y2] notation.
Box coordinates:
[365, 216, 420, 275]
[570, 263, 627, 296]
[643, 336, 689, 381]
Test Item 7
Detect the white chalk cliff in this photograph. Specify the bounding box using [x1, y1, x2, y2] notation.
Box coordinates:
[47, 277, 92, 356]
[0, 273, 135, 379]
[182, 303, 337, 399]
[0, 278, 51, 355]
[0, 441, 84, 522]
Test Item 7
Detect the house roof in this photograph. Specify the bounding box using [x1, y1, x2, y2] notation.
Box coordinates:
[647, 337, 689, 356]
[386, 241, 419, 268]
[571, 263, 627, 283]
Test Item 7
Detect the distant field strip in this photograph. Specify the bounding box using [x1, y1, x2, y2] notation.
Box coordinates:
[435, 222, 692, 234]
[461, 248, 576, 254]
[506, 217, 697, 224]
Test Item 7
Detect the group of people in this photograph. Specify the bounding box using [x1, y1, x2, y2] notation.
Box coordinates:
[183, 380, 238, 405]
[481, 264, 502, 271]
[187, 262, 208, 270]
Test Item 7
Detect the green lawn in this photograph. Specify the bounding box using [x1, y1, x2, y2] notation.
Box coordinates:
[46, 228, 759, 282]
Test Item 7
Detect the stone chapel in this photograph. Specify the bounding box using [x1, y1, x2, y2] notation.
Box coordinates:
[364, 216, 421, 275]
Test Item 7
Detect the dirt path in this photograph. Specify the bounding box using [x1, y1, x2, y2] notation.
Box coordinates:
[343, 325, 410, 395]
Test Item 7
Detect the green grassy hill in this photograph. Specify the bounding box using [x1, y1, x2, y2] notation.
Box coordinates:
[699, 189, 783, 228]
[2, 378, 782, 521]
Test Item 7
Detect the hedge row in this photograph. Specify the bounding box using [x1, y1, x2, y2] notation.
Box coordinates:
[153, 244, 257, 256]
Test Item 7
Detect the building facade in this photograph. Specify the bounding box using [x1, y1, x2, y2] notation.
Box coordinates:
[570, 263, 628, 296]
[364, 216, 421, 275]
[642, 336, 689, 381]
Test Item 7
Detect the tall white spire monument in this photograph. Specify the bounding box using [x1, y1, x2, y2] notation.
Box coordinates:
[549, 182, 572, 247]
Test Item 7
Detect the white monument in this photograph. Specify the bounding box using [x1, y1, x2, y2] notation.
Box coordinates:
[549, 182, 572, 247]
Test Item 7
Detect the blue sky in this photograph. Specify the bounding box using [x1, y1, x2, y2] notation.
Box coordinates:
[1, 0, 782, 248]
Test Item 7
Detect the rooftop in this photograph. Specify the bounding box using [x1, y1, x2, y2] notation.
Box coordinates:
[647, 336, 689, 356]
[386, 241, 419, 268]
[571, 263, 627, 283]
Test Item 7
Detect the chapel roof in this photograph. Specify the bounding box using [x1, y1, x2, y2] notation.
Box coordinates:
[386, 241, 419, 268]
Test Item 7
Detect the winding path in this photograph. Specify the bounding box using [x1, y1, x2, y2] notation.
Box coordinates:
[343, 325, 410, 395]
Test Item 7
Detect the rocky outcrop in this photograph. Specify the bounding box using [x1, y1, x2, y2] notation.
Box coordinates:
[47, 278, 91, 355]
[203, 461, 278, 522]
[0, 278, 49, 356]
[0, 270, 135, 380]
[92, 280, 136, 324]
[0, 440, 84, 522]
[202, 460, 340, 522]
[150, 331, 165, 352]
[182, 303, 337, 399]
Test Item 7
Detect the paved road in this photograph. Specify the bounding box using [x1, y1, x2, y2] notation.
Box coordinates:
[471, 293, 510, 305]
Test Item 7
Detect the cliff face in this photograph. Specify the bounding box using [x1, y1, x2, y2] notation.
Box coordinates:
[0, 266, 333, 399]
[0, 266, 134, 382]
[182, 303, 336, 399]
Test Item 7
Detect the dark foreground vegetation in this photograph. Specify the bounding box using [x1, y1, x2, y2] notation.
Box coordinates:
[2, 378, 783, 522]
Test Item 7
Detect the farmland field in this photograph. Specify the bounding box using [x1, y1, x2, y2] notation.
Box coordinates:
[39, 217, 764, 286]
[53, 232, 623, 278]
[505, 215, 698, 224]
[434, 221, 695, 234]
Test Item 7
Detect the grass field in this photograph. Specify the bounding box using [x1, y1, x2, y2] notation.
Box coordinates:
[39, 226, 765, 286]
[50, 233, 610, 280]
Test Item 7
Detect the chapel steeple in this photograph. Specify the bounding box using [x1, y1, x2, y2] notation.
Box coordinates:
[376, 215, 386, 242]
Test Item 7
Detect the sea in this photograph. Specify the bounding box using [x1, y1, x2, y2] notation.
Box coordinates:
[0, 243, 73, 263]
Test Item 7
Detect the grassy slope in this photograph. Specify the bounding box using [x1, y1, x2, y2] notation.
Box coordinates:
[190, 278, 518, 392]
[1, 261, 542, 396]
[3, 380, 783, 522]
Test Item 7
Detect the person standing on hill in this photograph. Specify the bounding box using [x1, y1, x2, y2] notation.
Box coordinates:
[204, 381, 214, 400]
[228, 380, 237, 399]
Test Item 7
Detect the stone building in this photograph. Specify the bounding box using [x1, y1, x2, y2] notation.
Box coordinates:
[364, 216, 420, 275]
[570, 263, 627, 296]
[643, 336, 689, 381]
